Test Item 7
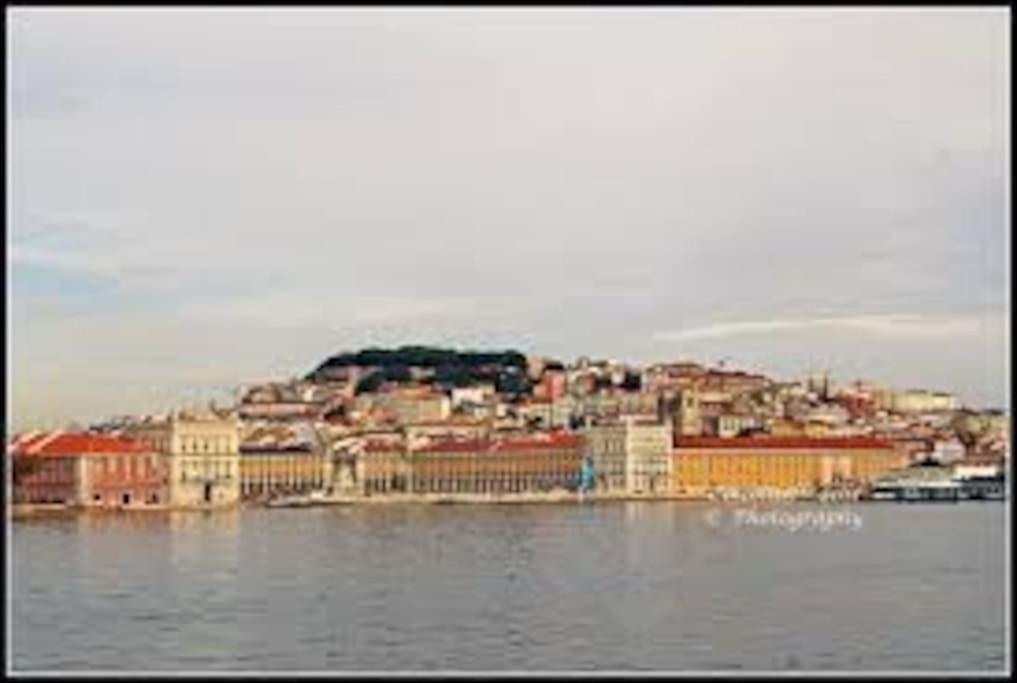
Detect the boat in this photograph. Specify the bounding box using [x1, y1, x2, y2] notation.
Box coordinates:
[862, 477, 962, 502]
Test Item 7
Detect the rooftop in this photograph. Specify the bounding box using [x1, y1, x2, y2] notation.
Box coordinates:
[413, 432, 582, 454]
[674, 436, 896, 450]
[10, 431, 151, 457]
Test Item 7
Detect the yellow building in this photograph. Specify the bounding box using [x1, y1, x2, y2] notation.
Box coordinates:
[239, 447, 334, 500]
[358, 442, 412, 495]
[672, 436, 907, 496]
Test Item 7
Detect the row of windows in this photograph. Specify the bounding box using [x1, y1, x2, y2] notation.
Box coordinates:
[411, 475, 579, 494]
[91, 491, 162, 505]
[91, 456, 162, 476]
[15, 490, 73, 504]
[410, 470, 579, 480]
[242, 473, 324, 484]
[23, 462, 74, 482]
[178, 437, 234, 454]
[241, 462, 326, 472]
[241, 480, 324, 495]
[180, 460, 234, 482]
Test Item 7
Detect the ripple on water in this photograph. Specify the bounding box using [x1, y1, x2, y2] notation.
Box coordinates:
[11, 503, 1007, 672]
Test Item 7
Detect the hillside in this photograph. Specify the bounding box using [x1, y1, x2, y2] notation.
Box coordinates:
[306, 345, 531, 394]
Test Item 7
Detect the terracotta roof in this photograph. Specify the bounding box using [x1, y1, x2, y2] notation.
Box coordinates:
[674, 436, 896, 450]
[415, 439, 489, 454]
[493, 433, 582, 452]
[414, 432, 581, 454]
[11, 432, 151, 458]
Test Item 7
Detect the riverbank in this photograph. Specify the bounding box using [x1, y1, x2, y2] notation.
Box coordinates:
[12, 491, 1003, 517]
[11, 504, 79, 520]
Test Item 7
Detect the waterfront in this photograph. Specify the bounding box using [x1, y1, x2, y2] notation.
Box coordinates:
[10, 501, 1006, 672]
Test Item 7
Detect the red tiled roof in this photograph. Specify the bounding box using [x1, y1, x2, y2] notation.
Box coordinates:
[493, 433, 582, 452]
[674, 436, 895, 450]
[414, 432, 582, 454]
[415, 439, 489, 453]
[11, 432, 151, 458]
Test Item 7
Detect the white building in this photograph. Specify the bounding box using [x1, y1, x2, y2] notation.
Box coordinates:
[583, 417, 673, 494]
[890, 390, 959, 414]
[129, 412, 241, 508]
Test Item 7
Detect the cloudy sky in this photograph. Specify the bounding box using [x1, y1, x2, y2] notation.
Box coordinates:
[7, 8, 1010, 429]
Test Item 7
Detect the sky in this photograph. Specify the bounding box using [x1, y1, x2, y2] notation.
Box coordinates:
[7, 7, 1011, 430]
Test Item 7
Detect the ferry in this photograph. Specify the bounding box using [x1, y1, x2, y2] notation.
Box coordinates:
[863, 472, 1006, 502]
[863, 480, 962, 502]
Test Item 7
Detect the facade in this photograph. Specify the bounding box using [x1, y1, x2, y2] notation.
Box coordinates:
[359, 442, 412, 495]
[450, 385, 494, 408]
[516, 399, 554, 428]
[130, 413, 241, 508]
[372, 391, 452, 424]
[10, 432, 167, 508]
[239, 446, 334, 500]
[238, 402, 321, 420]
[672, 436, 907, 496]
[408, 432, 583, 495]
[890, 390, 959, 414]
[533, 370, 567, 401]
[673, 389, 704, 437]
[404, 419, 491, 443]
[584, 418, 674, 494]
[716, 413, 761, 438]
[550, 396, 578, 429]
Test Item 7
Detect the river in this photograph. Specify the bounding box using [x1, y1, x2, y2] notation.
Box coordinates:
[9, 501, 1008, 672]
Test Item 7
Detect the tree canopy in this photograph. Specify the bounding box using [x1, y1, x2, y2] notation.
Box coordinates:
[311, 345, 530, 390]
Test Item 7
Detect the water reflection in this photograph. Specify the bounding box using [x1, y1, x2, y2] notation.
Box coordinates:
[11, 502, 1007, 672]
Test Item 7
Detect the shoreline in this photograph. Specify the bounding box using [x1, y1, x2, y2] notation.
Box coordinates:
[12, 492, 1002, 517]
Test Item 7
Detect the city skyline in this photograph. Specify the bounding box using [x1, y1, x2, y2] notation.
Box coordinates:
[8, 7, 1010, 429]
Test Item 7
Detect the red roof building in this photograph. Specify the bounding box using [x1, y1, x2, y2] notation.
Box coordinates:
[10, 431, 167, 508]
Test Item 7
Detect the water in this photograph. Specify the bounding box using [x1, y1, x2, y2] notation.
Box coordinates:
[10, 502, 1008, 672]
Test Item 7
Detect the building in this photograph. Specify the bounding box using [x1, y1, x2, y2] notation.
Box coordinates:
[672, 436, 907, 496]
[370, 390, 452, 425]
[408, 432, 583, 495]
[10, 431, 167, 508]
[716, 413, 762, 438]
[238, 422, 332, 500]
[532, 370, 567, 401]
[239, 445, 333, 501]
[584, 418, 674, 494]
[358, 441, 412, 495]
[927, 438, 967, 464]
[673, 389, 703, 437]
[129, 412, 241, 508]
[550, 395, 579, 429]
[450, 385, 495, 409]
[238, 402, 321, 420]
[890, 390, 959, 414]
[699, 369, 771, 397]
[516, 398, 554, 428]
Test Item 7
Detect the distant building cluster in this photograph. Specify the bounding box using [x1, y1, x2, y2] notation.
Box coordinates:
[8, 347, 1010, 509]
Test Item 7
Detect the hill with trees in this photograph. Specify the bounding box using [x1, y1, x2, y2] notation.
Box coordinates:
[306, 345, 532, 395]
